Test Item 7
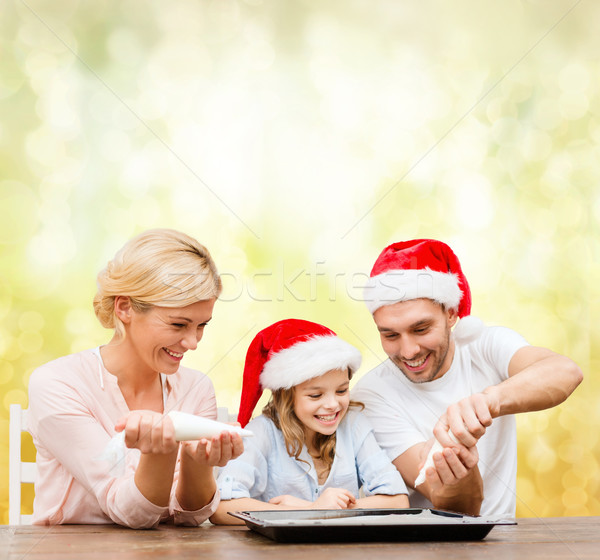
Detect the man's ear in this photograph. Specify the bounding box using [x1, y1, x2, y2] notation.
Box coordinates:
[114, 296, 133, 324]
[447, 306, 459, 328]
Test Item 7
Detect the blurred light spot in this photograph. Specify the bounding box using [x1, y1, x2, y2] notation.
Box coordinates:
[559, 92, 588, 121]
[28, 227, 77, 266]
[554, 296, 583, 323]
[491, 116, 521, 144]
[0, 182, 39, 244]
[103, 207, 136, 239]
[533, 98, 563, 131]
[257, 90, 280, 120]
[0, 277, 12, 321]
[414, 196, 443, 227]
[0, 360, 14, 385]
[539, 154, 572, 197]
[562, 487, 588, 509]
[559, 63, 590, 93]
[64, 308, 98, 336]
[133, 197, 161, 229]
[527, 437, 557, 473]
[526, 207, 556, 239]
[522, 130, 552, 162]
[551, 196, 583, 229]
[571, 454, 599, 481]
[99, 130, 132, 163]
[18, 331, 44, 354]
[451, 174, 494, 230]
[119, 153, 153, 198]
[18, 311, 45, 332]
[106, 28, 144, 68]
[244, 40, 275, 71]
[558, 442, 584, 465]
[3, 388, 28, 410]
[137, 89, 168, 121]
[562, 469, 586, 489]
[25, 126, 67, 168]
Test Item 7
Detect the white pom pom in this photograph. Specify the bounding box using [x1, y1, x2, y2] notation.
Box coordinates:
[452, 315, 484, 344]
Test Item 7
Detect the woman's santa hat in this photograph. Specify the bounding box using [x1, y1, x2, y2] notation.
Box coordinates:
[364, 239, 484, 344]
[237, 319, 362, 427]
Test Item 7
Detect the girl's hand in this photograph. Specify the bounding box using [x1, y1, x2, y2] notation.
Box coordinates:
[181, 431, 244, 467]
[115, 410, 178, 455]
[313, 487, 356, 509]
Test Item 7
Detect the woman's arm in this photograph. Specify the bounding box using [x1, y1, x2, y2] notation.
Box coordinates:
[175, 432, 243, 511]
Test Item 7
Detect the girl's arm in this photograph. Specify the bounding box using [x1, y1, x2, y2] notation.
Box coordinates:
[353, 494, 409, 509]
[210, 497, 308, 525]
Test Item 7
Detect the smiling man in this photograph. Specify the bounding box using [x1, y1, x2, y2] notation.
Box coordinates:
[351, 239, 583, 517]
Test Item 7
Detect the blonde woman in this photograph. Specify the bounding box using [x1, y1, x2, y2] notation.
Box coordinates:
[210, 319, 408, 525]
[28, 229, 243, 528]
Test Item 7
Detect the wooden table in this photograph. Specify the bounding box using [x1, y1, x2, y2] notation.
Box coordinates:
[2, 517, 598, 559]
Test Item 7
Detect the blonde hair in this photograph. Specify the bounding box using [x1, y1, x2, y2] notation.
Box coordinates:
[262, 371, 363, 472]
[93, 228, 221, 340]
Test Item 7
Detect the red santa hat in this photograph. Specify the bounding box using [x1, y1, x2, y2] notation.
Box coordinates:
[364, 239, 483, 343]
[237, 319, 362, 427]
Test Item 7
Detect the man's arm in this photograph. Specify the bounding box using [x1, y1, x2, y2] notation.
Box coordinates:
[435, 346, 583, 448]
[392, 441, 483, 516]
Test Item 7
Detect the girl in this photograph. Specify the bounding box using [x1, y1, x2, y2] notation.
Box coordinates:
[210, 319, 408, 525]
[28, 229, 243, 528]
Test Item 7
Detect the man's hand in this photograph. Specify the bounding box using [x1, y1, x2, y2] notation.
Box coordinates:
[434, 391, 498, 448]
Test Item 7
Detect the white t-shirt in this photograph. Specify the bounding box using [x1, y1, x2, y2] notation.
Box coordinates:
[351, 326, 528, 516]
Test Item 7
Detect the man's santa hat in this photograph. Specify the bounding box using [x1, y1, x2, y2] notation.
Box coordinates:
[364, 239, 483, 343]
[237, 319, 362, 427]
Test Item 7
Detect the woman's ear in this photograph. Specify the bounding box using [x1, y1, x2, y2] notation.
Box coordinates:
[114, 296, 133, 324]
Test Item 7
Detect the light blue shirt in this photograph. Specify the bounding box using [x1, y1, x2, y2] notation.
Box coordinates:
[217, 409, 407, 502]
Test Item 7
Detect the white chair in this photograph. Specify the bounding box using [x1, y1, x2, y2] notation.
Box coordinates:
[9, 404, 37, 525]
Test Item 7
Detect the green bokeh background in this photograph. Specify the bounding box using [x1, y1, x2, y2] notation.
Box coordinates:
[1, 0, 599, 523]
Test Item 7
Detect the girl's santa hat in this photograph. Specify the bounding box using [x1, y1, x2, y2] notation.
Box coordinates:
[237, 319, 362, 427]
[364, 239, 484, 344]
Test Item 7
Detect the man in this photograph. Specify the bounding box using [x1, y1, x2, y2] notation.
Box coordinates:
[352, 239, 582, 516]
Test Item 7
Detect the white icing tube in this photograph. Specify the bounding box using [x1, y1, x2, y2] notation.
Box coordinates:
[414, 431, 459, 487]
[97, 412, 253, 476]
[167, 411, 253, 440]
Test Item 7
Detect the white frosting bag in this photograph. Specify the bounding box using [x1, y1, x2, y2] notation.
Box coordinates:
[414, 431, 459, 487]
[167, 410, 253, 440]
[98, 411, 253, 475]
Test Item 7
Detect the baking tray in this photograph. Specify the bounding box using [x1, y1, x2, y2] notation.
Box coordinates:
[229, 508, 516, 543]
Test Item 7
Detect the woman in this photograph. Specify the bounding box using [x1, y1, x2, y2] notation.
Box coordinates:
[28, 229, 243, 528]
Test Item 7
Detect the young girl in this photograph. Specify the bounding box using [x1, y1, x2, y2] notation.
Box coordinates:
[210, 319, 409, 525]
[28, 229, 243, 528]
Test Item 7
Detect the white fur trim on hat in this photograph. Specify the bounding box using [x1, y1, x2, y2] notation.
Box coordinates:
[260, 335, 362, 391]
[363, 268, 462, 314]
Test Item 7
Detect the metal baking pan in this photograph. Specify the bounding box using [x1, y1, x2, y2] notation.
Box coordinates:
[229, 508, 516, 543]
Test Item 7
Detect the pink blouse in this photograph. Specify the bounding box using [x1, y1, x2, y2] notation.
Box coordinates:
[28, 348, 220, 528]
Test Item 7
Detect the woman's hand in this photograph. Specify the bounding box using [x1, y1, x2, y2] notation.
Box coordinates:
[312, 487, 356, 509]
[115, 410, 178, 455]
[180, 432, 244, 468]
